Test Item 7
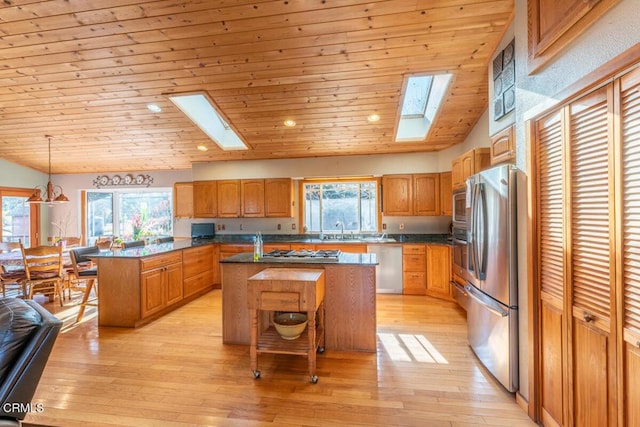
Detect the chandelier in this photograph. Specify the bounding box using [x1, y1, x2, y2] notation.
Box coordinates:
[27, 135, 69, 204]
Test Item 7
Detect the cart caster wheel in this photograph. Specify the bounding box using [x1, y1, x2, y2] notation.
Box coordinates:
[311, 375, 318, 384]
[253, 370, 261, 379]
[317, 346, 325, 354]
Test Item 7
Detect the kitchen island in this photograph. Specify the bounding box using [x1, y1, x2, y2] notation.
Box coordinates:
[221, 252, 378, 352]
[92, 240, 216, 327]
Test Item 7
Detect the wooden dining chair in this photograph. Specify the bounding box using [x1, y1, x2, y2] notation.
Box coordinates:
[64, 236, 82, 248]
[69, 246, 100, 322]
[122, 240, 145, 249]
[94, 236, 113, 250]
[21, 244, 65, 306]
[0, 242, 27, 298]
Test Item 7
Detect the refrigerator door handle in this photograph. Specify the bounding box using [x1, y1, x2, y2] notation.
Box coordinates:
[465, 284, 508, 317]
[469, 182, 486, 281]
[475, 182, 487, 280]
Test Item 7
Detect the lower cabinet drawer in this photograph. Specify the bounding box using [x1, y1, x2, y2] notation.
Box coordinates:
[183, 270, 214, 298]
[403, 271, 426, 295]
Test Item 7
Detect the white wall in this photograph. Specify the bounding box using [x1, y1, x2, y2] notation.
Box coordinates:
[47, 169, 193, 240]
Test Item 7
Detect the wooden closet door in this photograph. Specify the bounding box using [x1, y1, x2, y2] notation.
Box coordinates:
[535, 110, 567, 427]
[620, 67, 640, 427]
[567, 85, 617, 427]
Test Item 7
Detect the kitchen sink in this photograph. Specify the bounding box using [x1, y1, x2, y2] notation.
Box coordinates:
[359, 237, 397, 243]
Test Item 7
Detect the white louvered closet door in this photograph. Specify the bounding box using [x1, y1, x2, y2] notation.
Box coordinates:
[620, 66, 640, 427]
[567, 85, 617, 427]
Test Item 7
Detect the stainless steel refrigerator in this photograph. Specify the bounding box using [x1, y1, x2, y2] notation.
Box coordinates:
[465, 164, 520, 392]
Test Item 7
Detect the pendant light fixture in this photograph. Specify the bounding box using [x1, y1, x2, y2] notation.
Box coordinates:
[27, 135, 69, 204]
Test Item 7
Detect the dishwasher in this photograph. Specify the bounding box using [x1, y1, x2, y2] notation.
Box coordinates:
[367, 244, 403, 294]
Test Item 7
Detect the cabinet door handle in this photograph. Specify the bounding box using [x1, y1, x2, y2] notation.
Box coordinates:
[583, 312, 595, 323]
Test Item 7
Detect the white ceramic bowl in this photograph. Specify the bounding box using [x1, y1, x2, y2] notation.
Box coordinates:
[273, 313, 308, 340]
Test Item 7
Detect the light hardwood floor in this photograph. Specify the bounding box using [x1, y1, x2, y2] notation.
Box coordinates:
[25, 291, 536, 427]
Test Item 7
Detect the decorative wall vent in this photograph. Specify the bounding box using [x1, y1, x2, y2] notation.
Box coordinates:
[93, 174, 153, 188]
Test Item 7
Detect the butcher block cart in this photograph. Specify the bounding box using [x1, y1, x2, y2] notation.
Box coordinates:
[247, 267, 326, 383]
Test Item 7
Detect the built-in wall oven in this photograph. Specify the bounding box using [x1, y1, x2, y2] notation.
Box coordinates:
[452, 187, 467, 227]
[451, 222, 469, 311]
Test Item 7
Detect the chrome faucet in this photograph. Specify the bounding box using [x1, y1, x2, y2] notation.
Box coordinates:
[335, 221, 344, 240]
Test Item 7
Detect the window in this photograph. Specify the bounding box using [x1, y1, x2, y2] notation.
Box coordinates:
[86, 189, 173, 244]
[302, 179, 379, 234]
[1, 188, 38, 247]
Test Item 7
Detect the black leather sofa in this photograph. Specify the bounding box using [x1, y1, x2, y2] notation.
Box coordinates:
[0, 298, 62, 425]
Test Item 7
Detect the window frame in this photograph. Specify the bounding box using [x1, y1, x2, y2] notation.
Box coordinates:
[298, 177, 382, 235]
[0, 187, 40, 247]
[82, 187, 174, 244]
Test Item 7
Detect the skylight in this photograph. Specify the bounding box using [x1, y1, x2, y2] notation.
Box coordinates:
[395, 74, 452, 142]
[168, 93, 248, 150]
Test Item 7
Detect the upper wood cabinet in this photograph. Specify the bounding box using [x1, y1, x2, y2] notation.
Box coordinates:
[382, 173, 442, 217]
[381, 175, 413, 216]
[451, 148, 490, 189]
[193, 181, 217, 218]
[438, 172, 452, 216]
[528, 0, 620, 71]
[217, 180, 241, 218]
[173, 182, 193, 218]
[191, 178, 294, 219]
[413, 174, 440, 216]
[241, 179, 265, 218]
[264, 178, 293, 217]
[490, 125, 515, 165]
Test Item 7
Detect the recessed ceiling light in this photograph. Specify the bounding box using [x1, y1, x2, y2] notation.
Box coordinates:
[147, 103, 162, 113]
[367, 113, 381, 123]
[283, 119, 296, 127]
[196, 144, 208, 152]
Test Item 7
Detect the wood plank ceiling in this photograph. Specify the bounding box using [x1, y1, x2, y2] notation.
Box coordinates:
[0, 0, 513, 174]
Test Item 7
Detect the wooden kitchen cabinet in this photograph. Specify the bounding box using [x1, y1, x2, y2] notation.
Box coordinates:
[451, 148, 490, 189]
[528, 0, 619, 70]
[183, 245, 214, 298]
[413, 174, 440, 216]
[140, 252, 183, 319]
[174, 182, 193, 218]
[241, 179, 265, 218]
[382, 173, 442, 216]
[193, 180, 217, 218]
[426, 244, 452, 300]
[381, 174, 412, 216]
[402, 244, 426, 295]
[265, 178, 293, 217]
[439, 172, 452, 216]
[217, 180, 241, 217]
[490, 125, 515, 165]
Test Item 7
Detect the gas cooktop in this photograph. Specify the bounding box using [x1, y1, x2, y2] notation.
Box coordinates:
[263, 249, 341, 261]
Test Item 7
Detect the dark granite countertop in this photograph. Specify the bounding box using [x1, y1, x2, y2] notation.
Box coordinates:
[220, 252, 378, 265]
[208, 233, 452, 245]
[90, 233, 451, 260]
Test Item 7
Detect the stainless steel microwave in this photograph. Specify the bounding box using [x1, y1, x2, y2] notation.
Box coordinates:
[452, 188, 467, 226]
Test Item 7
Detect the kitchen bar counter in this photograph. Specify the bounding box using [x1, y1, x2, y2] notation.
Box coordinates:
[189, 233, 451, 245]
[93, 241, 216, 327]
[221, 253, 377, 352]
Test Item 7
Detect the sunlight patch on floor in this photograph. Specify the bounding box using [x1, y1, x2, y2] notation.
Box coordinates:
[378, 332, 449, 364]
